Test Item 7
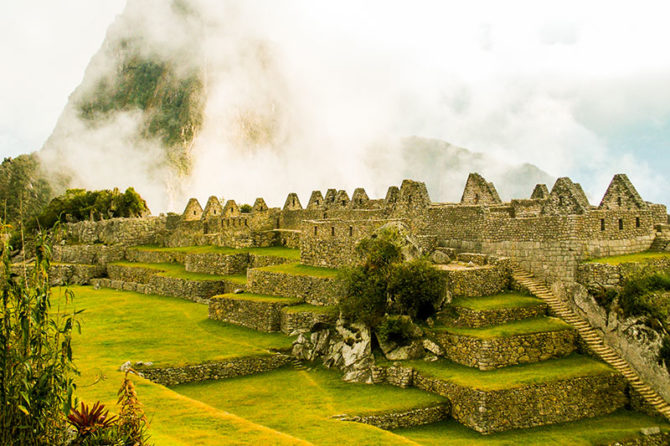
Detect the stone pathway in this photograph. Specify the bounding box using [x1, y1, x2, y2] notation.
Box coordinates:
[512, 268, 670, 421]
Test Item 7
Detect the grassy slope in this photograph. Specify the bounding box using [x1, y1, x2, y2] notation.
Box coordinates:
[587, 251, 670, 265]
[132, 244, 301, 260]
[403, 354, 614, 391]
[257, 262, 339, 278]
[433, 316, 572, 338]
[174, 366, 445, 446]
[110, 261, 247, 284]
[451, 293, 545, 310]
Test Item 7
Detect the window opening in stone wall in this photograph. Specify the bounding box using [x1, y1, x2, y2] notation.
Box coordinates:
[636, 217, 640, 228]
[331, 227, 335, 236]
[193, 211, 196, 215]
[600, 219, 605, 231]
[619, 219, 623, 230]
[276, 218, 280, 228]
[245, 219, 248, 226]
[314, 226, 317, 236]
[617, 196, 622, 207]
[213, 211, 216, 215]
[323, 212, 327, 219]
[342, 200, 346, 206]
[474, 193, 479, 204]
[315, 200, 320, 205]
[349, 226, 353, 236]
[559, 196, 564, 206]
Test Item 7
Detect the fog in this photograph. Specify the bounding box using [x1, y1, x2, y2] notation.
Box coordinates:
[35, 0, 670, 212]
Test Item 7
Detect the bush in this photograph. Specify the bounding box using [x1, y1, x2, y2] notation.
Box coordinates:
[239, 204, 252, 213]
[618, 272, 670, 322]
[376, 316, 415, 345]
[338, 230, 445, 329]
[659, 336, 670, 374]
[0, 231, 78, 445]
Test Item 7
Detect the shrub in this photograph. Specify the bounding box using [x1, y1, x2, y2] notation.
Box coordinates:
[67, 401, 118, 440]
[388, 259, 446, 320]
[376, 316, 415, 345]
[0, 230, 78, 445]
[659, 336, 670, 374]
[116, 370, 150, 445]
[240, 204, 252, 213]
[619, 272, 670, 321]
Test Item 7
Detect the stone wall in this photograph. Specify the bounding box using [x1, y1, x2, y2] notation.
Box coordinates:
[432, 329, 576, 370]
[280, 307, 338, 335]
[125, 249, 187, 264]
[209, 295, 300, 332]
[437, 302, 547, 328]
[438, 258, 511, 297]
[53, 244, 126, 265]
[185, 252, 249, 275]
[247, 268, 341, 306]
[137, 354, 291, 386]
[61, 217, 166, 246]
[334, 403, 450, 430]
[10, 263, 104, 286]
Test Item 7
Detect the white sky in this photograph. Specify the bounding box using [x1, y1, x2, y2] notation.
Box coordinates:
[0, 0, 668, 207]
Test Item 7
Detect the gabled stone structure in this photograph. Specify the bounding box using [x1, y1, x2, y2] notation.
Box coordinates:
[542, 178, 589, 215]
[460, 173, 502, 205]
[182, 198, 203, 221]
[334, 190, 350, 209]
[599, 174, 648, 210]
[384, 186, 400, 208]
[253, 198, 269, 212]
[349, 188, 370, 209]
[324, 189, 337, 207]
[530, 184, 549, 200]
[202, 196, 223, 218]
[222, 200, 240, 217]
[573, 183, 591, 209]
[307, 191, 325, 210]
[283, 193, 302, 210]
[399, 180, 431, 211]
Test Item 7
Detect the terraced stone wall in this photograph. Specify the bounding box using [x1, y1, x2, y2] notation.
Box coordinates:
[437, 303, 547, 328]
[432, 329, 576, 370]
[577, 257, 670, 292]
[247, 268, 341, 306]
[61, 217, 166, 246]
[280, 308, 338, 335]
[125, 249, 186, 264]
[10, 263, 104, 286]
[391, 366, 627, 434]
[138, 354, 291, 386]
[185, 253, 249, 275]
[209, 296, 295, 332]
[440, 257, 512, 297]
[334, 403, 450, 430]
[53, 244, 126, 265]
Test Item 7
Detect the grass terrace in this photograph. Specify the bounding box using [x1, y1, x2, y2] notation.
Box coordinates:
[401, 354, 615, 391]
[451, 293, 545, 310]
[173, 366, 446, 446]
[432, 316, 571, 339]
[131, 244, 301, 260]
[395, 410, 669, 446]
[256, 262, 339, 278]
[586, 251, 670, 265]
[110, 261, 247, 284]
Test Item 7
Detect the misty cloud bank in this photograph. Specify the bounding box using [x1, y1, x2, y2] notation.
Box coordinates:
[38, 0, 670, 212]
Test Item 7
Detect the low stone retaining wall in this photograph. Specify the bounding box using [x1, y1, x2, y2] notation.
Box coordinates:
[138, 354, 292, 386]
[53, 244, 126, 265]
[432, 329, 576, 370]
[185, 252, 248, 275]
[334, 403, 450, 430]
[437, 303, 547, 328]
[9, 263, 104, 286]
[280, 307, 338, 335]
[209, 295, 299, 332]
[439, 259, 511, 297]
[384, 364, 627, 434]
[107, 264, 157, 283]
[247, 268, 341, 306]
[607, 433, 670, 446]
[249, 254, 292, 269]
[92, 276, 234, 304]
[577, 257, 670, 292]
[125, 249, 186, 264]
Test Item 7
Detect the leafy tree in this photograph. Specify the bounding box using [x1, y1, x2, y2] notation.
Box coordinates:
[0, 154, 52, 226]
[339, 229, 445, 329]
[0, 230, 79, 445]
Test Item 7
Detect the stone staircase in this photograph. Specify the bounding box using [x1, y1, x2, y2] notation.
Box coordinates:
[512, 267, 670, 421]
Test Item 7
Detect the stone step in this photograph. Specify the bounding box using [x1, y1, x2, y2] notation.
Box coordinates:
[384, 355, 627, 434]
[247, 263, 340, 306]
[209, 293, 302, 332]
[430, 317, 576, 370]
[280, 304, 338, 335]
[437, 293, 547, 328]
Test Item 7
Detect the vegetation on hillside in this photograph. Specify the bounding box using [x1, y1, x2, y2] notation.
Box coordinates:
[0, 154, 53, 227]
[338, 228, 446, 343]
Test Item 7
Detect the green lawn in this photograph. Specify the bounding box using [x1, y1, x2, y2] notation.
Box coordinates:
[174, 366, 446, 446]
[131, 244, 301, 260]
[212, 293, 302, 304]
[54, 286, 303, 445]
[257, 262, 339, 278]
[395, 410, 669, 445]
[432, 316, 572, 339]
[402, 354, 615, 391]
[110, 261, 247, 284]
[586, 251, 670, 265]
[451, 293, 545, 310]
